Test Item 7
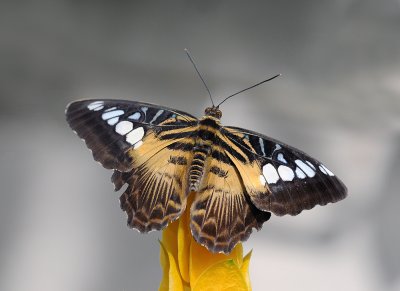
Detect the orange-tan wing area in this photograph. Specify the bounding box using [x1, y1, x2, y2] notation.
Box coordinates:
[190, 144, 271, 254]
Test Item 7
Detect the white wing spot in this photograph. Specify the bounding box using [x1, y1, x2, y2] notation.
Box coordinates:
[319, 165, 328, 175]
[259, 174, 267, 186]
[320, 164, 334, 176]
[262, 163, 280, 184]
[104, 106, 117, 112]
[272, 144, 282, 154]
[295, 160, 316, 177]
[278, 165, 295, 181]
[277, 153, 287, 164]
[306, 161, 316, 170]
[128, 112, 141, 120]
[102, 110, 124, 120]
[295, 167, 306, 179]
[259, 138, 266, 156]
[87, 101, 104, 111]
[126, 127, 145, 145]
[115, 121, 133, 135]
[150, 109, 164, 124]
[107, 117, 119, 125]
[133, 140, 143, 149]
[93, 105, 104, 111]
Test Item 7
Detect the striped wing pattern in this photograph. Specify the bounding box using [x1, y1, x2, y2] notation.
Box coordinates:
[66, 99, 347, 254]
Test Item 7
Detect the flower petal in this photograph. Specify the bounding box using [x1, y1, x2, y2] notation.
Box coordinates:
[159, 241, 169, 291]
[177, 194, 194, 283]
[190, 237, 244, 285]
[159, 241, 185, 291]
[192, 259, 249, 291]
[240, 251, 252, 289]
[162, 218, 179, 259]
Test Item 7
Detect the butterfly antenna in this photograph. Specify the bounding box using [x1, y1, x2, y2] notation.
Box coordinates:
[184, 48, 215, 107]
[217, 74, 281, 107]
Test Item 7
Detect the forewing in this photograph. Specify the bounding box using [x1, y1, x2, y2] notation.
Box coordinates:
[222, 126, 347, 216]
[190, 147, 271, 254]
[65, 99, 197, 171]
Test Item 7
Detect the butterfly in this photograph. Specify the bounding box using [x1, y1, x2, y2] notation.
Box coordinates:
[66, 98, 347, 253]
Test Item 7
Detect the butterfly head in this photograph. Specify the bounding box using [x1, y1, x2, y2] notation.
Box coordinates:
[205, 106, 222, 119]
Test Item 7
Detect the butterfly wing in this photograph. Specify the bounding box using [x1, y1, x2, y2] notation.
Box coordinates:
[66, 99, 198, 231]
[190, 148, 271, 253]
[114, 139, 195, 231]
[221, 126, 347, 216]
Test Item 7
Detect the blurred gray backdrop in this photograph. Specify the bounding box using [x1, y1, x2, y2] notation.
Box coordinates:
[1, 1, 400, 290]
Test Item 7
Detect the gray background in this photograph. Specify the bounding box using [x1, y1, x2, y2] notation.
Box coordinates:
[1, 1, 400, 290]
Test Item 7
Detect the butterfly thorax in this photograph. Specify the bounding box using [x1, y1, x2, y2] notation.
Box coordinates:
[189, 115, 221, 191]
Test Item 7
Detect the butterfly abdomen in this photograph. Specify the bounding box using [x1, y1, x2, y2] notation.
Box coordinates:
[189, 145, 210, 191]
[189, 117, 221, 191]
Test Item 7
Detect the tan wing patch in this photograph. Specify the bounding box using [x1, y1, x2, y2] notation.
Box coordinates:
[190, 155, 271, 254]
[218, 132, 272, 209]
[115, 139, 194, 232]
[127, 126, 196, 168]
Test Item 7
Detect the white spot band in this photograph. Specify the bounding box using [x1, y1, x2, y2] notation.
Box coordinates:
[262, 163, 279, 184]
[87, 101, 104, 111]
[277, 153, 287, 164]
[295, 160, 316, 177]
[150, 109, 164, 124]
[128, 112, 141, 120]
[115, 121, 133, 135]
[278, 165, 295, 181]
[102, 110, 124, 120]
[320, 164, 334, 176]
[126, 127, 145, 145]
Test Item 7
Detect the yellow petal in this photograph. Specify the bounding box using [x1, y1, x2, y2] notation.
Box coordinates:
[162, 218, 179, 260]
[240, 251, 252, 290]
[159, 241, 169, 291]
[189, 237, 244, 285]
[177, 194, 194, 283]
[192, 259, 249, 291]
[159, 241, 185, 291]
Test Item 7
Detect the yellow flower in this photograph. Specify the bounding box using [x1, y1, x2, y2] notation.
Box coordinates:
[159, 194, 252, 291]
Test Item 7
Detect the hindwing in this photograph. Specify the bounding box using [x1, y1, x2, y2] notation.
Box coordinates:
[115, 140, 195, 231]
[190, 145, 271, 253]
[222, 126, 347, 216]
